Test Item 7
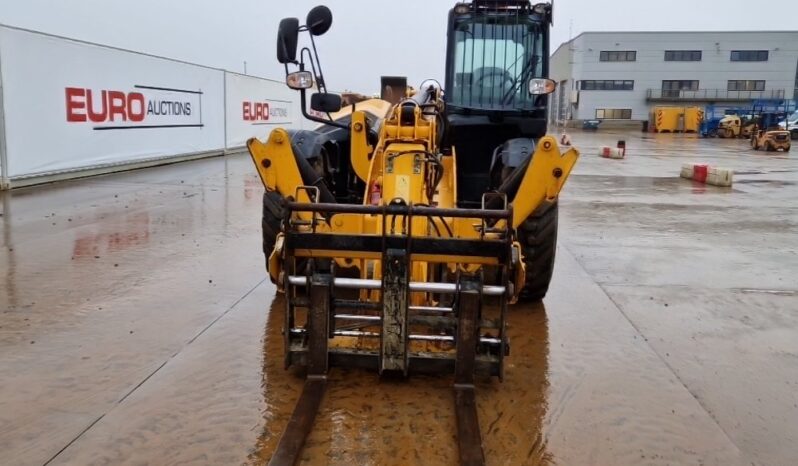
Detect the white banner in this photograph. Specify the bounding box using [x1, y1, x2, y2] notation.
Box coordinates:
[0, 26, 226, 177]
[224, 72, 303, 149]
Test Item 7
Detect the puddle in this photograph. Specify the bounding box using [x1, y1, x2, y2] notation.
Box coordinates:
[737, 288, 797, 296]
[249, 296, 552, 465]
[734, 179, 796, 186]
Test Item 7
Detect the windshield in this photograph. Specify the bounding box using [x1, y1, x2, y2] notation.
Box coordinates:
[448, 16, 544, 111]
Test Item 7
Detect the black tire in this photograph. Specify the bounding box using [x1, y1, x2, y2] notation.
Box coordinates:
[262, 191, 286, 265]
[517, 201, 559, 302]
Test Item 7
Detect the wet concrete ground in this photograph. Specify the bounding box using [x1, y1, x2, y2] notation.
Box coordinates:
[1, 131, 796, 465]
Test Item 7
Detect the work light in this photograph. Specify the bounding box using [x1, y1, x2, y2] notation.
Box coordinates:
[286, 71, 313, 90]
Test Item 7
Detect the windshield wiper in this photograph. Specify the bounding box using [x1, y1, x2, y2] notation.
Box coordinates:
[502, 29, 541, 105]
[502, 54, 539, 105]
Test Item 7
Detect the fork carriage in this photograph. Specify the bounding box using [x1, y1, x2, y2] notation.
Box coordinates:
[280, 198, 517, 379]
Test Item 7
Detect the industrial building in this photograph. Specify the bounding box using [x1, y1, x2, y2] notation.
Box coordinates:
[549, 31, 798, 126]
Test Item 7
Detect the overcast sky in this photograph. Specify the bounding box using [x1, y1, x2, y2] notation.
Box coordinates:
[1, 0, 797, 93]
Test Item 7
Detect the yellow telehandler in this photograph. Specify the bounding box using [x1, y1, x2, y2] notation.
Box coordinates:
[247, 2, 579, 464]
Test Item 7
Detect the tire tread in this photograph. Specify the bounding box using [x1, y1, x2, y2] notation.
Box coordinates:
[517, 201, 559, 302]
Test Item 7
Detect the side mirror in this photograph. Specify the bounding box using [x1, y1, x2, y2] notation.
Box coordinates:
[528, 78, 557, 96]
[306, 6, 333, 36]
[277, 18, 300, 64]
[310, 92, 342, 113]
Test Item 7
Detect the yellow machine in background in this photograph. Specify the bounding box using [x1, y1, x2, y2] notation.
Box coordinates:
[249, 2, 578, 465]
[684, 107, 704, 133]
[717, 114, 742, 138]
[653, 106, 703, 133]
[715, 114, 758, 138]
[751, 128, 791, 152]
[750, 112, 792, 152]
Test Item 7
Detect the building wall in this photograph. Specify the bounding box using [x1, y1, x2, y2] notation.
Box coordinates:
[552, 31, 798, 123]
[549, 42, 573, 125]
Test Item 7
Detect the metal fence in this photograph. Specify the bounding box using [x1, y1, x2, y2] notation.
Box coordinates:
[646, 89, 786, 101]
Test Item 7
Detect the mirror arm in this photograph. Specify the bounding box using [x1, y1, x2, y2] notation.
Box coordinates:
[300, 48, 319, 85]
[308, 33, 327, 93]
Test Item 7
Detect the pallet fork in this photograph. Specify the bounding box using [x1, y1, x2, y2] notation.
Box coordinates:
[263, 196, 524, 465]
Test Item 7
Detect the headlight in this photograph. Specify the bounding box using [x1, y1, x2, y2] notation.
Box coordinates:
[528, 78, 557, 95]
[286, 71, 313, 90]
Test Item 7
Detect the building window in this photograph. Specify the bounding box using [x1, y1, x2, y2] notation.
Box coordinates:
[728, 80, 766, 91]
[596, 109, 632, 120]
[580, 80, 634, 91]
[665, 50, 702, 61]
[662, 80, 699, 97]
[730, 50, 769, 62]
[600, 51, 636, 62]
